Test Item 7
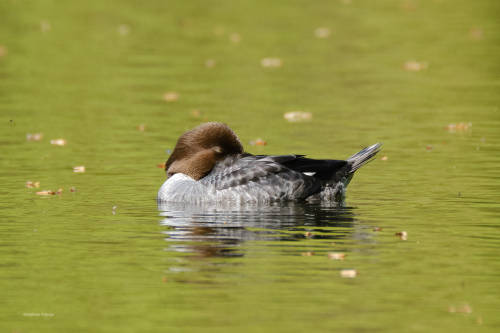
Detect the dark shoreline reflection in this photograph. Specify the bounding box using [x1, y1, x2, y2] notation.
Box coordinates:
[158, 201, 358, 258]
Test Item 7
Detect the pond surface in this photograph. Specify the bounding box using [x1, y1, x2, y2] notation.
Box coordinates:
[1, 0, 499, 332]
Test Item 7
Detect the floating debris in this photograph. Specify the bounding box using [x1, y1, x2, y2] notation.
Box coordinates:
[0, 45, 7, 57]
[73, 166, 85, 173]
[328, 252, 346, 260]
[118, 24, 130, 36]
[304, 232, 313, 238]
[468, 27, 483, 41]
[448, 303, 472, 314]
[301, 251, 315, 256]
[284, 111, 312, 122]
[112, 205, 117, 215]
[40, 20, 51, 33]
[261, 57, 282, 68]
[381, 156, 388, 161]
[50, 139, 66, 146]
[229, 33, 241, 43]
[395, 231, 408, 240]
[36, 190, 55, 196]
[403, 60, 428, 72]
[401, 0, 417, 11]
[213, 26, 225, 36]
[162, 276, 168, 283]
[426, 145, 433, 151]
[373, 227, 383, 232]
[163, 91, 179, 102]
[26, 181, 40, 188]
[138, 124, 146, 132]
[56, 188, 63, 195]
[314, 27, 331, 39]
[26, 133, 43, 141]
[157, 163, 166, 169]
[190, 109, 201, 118]
[446, 122, 472, 133]
[205, 59, 216, 68]
[70, 187, 77, 192]
[340, 269, 357, 278]
[249, 138, 267, 146]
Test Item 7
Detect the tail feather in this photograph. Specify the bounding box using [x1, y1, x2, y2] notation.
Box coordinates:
[347, 143, 382, 173]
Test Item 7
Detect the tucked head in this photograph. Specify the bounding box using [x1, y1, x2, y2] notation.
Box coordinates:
[165, 122, 244, 180]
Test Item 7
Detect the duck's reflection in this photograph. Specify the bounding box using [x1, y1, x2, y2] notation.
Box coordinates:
[159, 201, 357, 258]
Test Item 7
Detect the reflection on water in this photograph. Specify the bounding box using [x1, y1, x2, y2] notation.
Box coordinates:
[159, 202, 357, 258]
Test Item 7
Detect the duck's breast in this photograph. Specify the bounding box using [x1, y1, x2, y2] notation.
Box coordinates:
[157, 173, 207, 203]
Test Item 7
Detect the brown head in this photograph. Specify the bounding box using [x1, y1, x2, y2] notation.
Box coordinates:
[165, 122, 244, 180]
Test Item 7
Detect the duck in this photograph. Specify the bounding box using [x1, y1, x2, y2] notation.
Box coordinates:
[157, 122, 381, 204]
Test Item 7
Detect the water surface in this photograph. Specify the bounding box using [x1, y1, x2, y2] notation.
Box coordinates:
[1, 0, 499, 332]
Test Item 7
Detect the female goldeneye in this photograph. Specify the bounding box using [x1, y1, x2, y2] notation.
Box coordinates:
[158, 122, 381, 204]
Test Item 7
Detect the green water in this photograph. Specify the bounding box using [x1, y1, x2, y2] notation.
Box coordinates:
[1, 0, 499, 332]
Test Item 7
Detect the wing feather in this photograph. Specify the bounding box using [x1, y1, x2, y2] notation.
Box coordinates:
[200, 155, 321, 200]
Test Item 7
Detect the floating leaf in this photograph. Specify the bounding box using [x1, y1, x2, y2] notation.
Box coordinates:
[229, 33, 241, 43]
[249, 138, 267, 146]
[468, 27, 483, 41]
[73, 166, 85, 173]
[26, 133, 43, 141]
[340, 269, 357, 278]
[0, 45, 7, 57]
[395, 231, 408, 240]
[118, 24, 130, 36]
[205, 59, 216, 68]
[401, 0, 417, 11]
[261, 57, 282, 68]
[190, 109, 201, 118]
[50, 139, 66, 146]
[314, 27, 331, 38]
[403, 60, 428, 72]
[446, 122, 472, 133]
[213, 26, 225, 36]
[284, 111, 312, 122]
[163, 92, 179, 102]
[40, 20, 51, 33]
[448, 303, 472, 314]
[36, 190, 55, 196]
[328, 252, 345, 260]
[26, 181, 40, 188]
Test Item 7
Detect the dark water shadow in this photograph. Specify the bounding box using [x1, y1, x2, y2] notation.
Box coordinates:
[158, 202, 358, 258]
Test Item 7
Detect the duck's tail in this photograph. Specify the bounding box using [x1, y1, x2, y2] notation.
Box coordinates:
[347, 143, 382, 173]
